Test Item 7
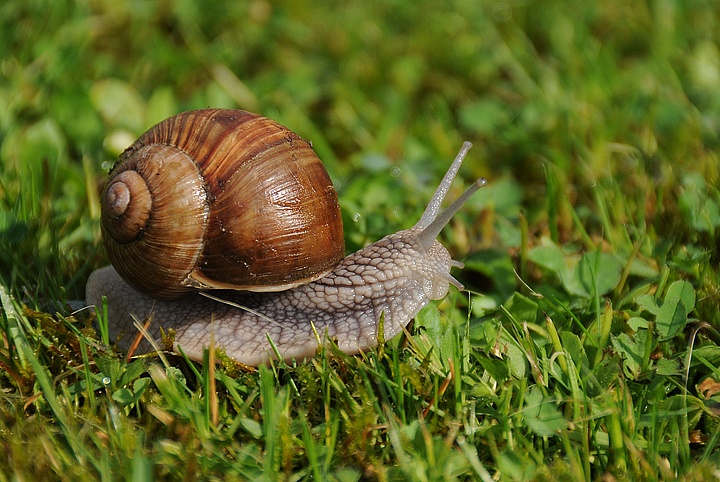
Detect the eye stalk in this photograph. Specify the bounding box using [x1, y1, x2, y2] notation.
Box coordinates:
[416, 142, 487, 250]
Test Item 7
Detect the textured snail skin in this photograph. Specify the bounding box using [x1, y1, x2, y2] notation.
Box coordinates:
[87, 141, 484, 366]
[86, 228, 456, 366]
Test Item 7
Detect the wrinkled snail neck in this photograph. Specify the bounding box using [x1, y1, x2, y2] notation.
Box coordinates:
[415, 141, 487, 250]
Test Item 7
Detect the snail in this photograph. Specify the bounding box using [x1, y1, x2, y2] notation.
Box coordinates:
[86, 108, 486, 366]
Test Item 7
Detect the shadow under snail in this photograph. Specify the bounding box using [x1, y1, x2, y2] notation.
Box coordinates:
[86, 108, 486, 366]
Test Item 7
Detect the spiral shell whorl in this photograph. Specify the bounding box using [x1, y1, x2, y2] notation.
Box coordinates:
[102, 170, 152, 243]
[101, 144, 210, 298]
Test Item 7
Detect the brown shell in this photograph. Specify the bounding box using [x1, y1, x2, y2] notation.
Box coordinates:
[101, 109, 345, 299]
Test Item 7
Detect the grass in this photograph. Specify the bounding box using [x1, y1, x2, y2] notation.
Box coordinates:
[1, 0, 720, 480]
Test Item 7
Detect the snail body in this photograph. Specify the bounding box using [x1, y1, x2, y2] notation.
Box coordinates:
[86, 109, 485, 365]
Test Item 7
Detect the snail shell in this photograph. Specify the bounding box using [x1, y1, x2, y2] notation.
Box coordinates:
[101, 109, 344, 299]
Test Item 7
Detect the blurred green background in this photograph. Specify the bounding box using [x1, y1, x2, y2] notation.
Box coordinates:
[1, 0, 719, 302]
